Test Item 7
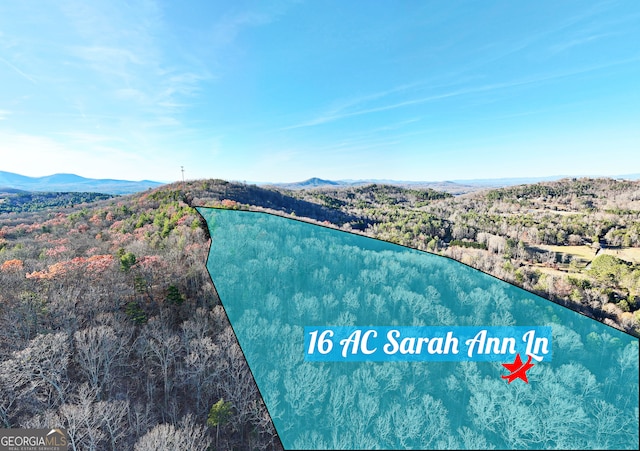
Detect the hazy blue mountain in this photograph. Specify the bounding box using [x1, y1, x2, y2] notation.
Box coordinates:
[451, 175, 570, 187]
[0, 171, 164, 195]
[0, 186, 27, 194]
[617, 173, 640, 180]
[269, 177, 344, 190]
[267, 178, 489, 194]
[455, 173, 640, 186]
[266, 173, 640, 194]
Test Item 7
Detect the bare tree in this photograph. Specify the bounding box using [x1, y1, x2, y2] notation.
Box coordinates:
[134, 414, 210, 451]
[95, 399, 130, 451]
[590, 399, 634, 449]
[6, 332, 71, 410]
[58, 385, 104, 451]
[138, 318, 182, 419]
[283, 364, 329, 417]
[74, 325, 130, 399]
[390, 402, 422, 448]
[179, 336, 223, 414]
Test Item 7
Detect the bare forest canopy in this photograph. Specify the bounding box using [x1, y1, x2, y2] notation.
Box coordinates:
[0, 176, 639, 449]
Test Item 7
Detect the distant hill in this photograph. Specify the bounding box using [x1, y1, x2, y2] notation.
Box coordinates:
[0, 190, 115, 214]
[269, 177, 343, 190]
[452, 175, 571, 186]
[0, 171, 164, 195]
[454, 173, 640, 186]
[0, 186, 27, 195]
[267, 178, 488, 195]
[267, 173, 640, 194]
[617, 173, 640, 180]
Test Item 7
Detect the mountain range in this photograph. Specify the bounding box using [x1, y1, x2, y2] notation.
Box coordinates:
[265, 174, 640, 194]
[264, 177, 483, 195]
[0, 171, 164, 195]
[2, 171, 639, 196]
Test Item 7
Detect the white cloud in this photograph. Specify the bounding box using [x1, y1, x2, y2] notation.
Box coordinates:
[282, 56, 640, 131]
[0, 130, 152, 179]
[0, 55, 37, 84]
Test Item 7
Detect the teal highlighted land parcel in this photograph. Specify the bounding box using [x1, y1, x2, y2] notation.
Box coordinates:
[198, 207, 639, 450]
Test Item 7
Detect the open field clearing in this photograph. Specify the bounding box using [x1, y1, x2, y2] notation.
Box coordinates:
[524, 209, 582, 216]
[532, 264, 590, 280]
[535, 244, 640, 265]
[534, 244, 597, 261]
[534, 244, 640, 264]
[601, 247, 640, 264]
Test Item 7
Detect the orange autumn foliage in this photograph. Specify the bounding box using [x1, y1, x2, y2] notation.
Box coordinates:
[1, 259, 24, 272]
[221, 199, 240, 209]
[25, 255, 115, 280]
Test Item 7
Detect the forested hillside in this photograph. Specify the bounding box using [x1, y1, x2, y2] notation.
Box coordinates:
[0, 182, 283, 450]
[0, 190, 114, 214]
[0, 177, 638, 449]
[291, 178, 640, 335]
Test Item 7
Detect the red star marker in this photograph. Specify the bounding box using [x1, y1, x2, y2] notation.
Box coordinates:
[501, 353, 534, 384]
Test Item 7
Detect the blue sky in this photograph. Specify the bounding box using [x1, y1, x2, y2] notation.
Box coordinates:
[1, 1, 639, 183]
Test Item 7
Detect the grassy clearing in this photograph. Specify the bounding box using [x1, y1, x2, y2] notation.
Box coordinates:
[535, 244, 597, 261]
[531, 264, 590, 279]
[533, 265, 569, 277]
[535, 244, 640, 265]
[524, 209, 581, 217]
[601, 247, 640, 264]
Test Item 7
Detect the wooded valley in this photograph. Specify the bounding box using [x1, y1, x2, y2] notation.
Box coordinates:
[0, 177, 638, 449]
